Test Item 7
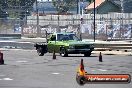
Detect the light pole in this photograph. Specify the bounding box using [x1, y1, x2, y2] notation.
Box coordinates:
[57, 1, 60, 33]
[79, 0, 84, 41]
[57, 10, 60, 33]
[77, 0, 79, 14]
[78, 0, 80, 14]
[36, 0, 40, 37]
[120, 0, 124, 39]
[93, 0, 96, 42]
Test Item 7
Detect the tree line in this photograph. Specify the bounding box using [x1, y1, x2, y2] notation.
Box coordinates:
[0, 0, 93, 19]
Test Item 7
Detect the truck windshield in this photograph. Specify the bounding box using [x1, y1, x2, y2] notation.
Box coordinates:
[57, 34, 80, 41]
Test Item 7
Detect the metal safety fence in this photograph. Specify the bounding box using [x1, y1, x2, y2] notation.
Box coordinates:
[1, 13, 132, 40]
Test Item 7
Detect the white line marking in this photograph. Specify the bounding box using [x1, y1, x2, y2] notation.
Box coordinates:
[0, 41, 15, 42]
[91, 70, 96, 71]
[16, 61, 28, 63]
[98, 69, 107, 71]
[2, 78, 13, 80]
[52, 73, 60, 75]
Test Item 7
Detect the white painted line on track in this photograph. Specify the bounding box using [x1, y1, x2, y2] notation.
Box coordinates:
[91, 70, 96, 71]
[0, 78, 13, 81]
[98, 69, 107, 71]
[2, 78, 13, 80]
[51, 73, 60, 75]
[16, 61, 28, 63]
[0, 41, 15, 42]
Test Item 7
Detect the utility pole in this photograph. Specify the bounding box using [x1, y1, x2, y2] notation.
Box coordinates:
[36, 0, 40, 37]
[77, 0, 79, 14]
[78, 0, 80, 14]
[80, 0, 84, 41]
[93, 0, 96, 42]
[57, 0, 60, 33]
[120, 0, 124, 39]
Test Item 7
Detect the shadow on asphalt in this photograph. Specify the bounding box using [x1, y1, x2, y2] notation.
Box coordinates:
[44, 54, 98, 57]
[67, 55, 98, 57]
[104, 54, 116, 55]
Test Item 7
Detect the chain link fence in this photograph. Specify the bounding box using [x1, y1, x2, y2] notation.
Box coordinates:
[1, 13, 132, 40]
[0, 18, 26, 34]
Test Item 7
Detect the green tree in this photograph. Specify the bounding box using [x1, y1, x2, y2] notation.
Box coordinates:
[52, 0, 94, 14]
[86, 0, 94, 3]
[19, 0, 35, 19]
[0, 0, 35, 19]
[0, 0, 8, 18]
[52, 0, 76, 13]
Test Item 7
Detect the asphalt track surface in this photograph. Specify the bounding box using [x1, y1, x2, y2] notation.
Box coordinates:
[0, 50, 132, 88]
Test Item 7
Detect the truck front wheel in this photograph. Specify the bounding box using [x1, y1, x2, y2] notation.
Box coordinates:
[37, 47, 44, 56]
[60, 48, 68, 57]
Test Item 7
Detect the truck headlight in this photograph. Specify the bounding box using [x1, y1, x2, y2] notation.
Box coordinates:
[69, 45, 74, 49]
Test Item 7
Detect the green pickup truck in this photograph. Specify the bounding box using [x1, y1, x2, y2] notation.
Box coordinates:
[34, 33, 94, 57]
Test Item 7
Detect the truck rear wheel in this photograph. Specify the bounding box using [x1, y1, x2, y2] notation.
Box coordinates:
[60, 48, 68, 57]
[84, 52, 91, 57]
[37, 47, 44, 56]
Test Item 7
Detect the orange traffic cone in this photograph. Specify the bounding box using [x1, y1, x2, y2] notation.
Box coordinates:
[99, 52, 103, 62]
[0, 51, 4, 65]
[78, 59, 86, 76]
[80, 59, 84, 71]
[76, 59, 87, 85]
[52, 50, 56, 59]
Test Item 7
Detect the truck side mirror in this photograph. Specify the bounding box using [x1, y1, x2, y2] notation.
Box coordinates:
[47, 38, 50, 42]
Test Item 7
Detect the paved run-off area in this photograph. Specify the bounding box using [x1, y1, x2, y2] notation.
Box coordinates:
[0, 50, 132, 88]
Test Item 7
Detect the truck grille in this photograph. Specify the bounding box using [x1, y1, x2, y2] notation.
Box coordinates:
[75, 45, 90, 49]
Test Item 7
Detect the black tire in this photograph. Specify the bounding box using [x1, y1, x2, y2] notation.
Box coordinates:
[84, 52, 91, 57]
[60, 48, 68, 57]
[76, 75, 86, 86]
[0, 60, 4, 65]
[37, 47, 44, 56]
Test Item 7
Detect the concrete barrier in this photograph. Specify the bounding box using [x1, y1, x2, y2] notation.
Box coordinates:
[0, 34, 21, 39]
[94, 43, 132, 51]
[94, 43, 132, 47]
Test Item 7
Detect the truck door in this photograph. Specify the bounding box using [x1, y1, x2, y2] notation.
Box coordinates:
[47, 35, 56, 53]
